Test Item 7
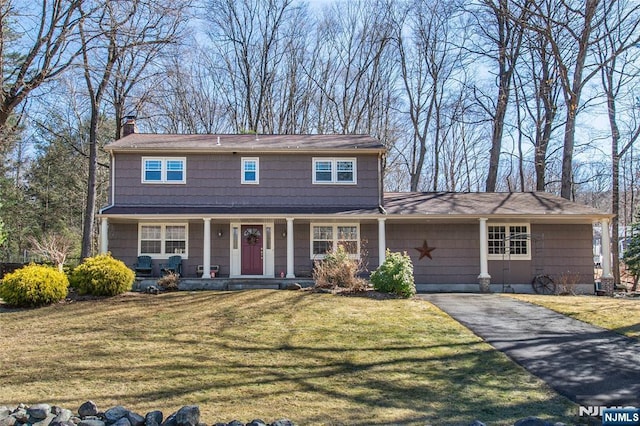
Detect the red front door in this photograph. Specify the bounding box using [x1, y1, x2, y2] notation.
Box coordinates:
[241, 225, 263, 275]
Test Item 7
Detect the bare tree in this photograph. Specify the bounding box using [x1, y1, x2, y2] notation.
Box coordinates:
[79, 0, 187, 258]
[206, 0, 303, 133]
[0, 0, 85, 139]
[469, 0, 531, 192]
[513, 30, 563, 191]
[147, 52, 231, 134]
[518, 0, 638, 199]
[308, 0, 394, 135]
[28, 234, 73, 271]
[392, 0, 468, 191]
[596, 0, 640, 285]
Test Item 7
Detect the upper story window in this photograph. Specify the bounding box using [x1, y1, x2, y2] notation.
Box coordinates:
[242, 157, 259, 184]
[142, 157, 186, 184]
[487, 223, 531, 260]
[313, 158, 356, 184]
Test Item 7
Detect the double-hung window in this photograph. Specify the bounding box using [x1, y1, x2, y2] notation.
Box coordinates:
[139, 224, 188, 258]
[487, 223, 530, 260]
[311, 223, 360, 259]
[241, 157, 259, 184]
[312, 158, 356, 184]
[142, 157, 186, 183]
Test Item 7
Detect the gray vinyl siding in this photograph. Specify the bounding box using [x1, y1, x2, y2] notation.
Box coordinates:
[487, 223, 593, 286]
[386, 222, 594, 286]
[109, 223, 143, 272]
[386, 223, 480, 285]
[107, 220, 594, 286]
[113, 153, 380, 208]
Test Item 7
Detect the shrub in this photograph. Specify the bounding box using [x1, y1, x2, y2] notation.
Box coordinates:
[0, 264, 69, 307]
[71, 253, 134, 296]
[555, 271, 581, 295]
[313, 245, 369, 292]
[157, 272, 180, 291]
[370, 250, 416, 298]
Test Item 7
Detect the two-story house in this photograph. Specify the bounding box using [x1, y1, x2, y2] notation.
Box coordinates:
[98, 120, 613, 293]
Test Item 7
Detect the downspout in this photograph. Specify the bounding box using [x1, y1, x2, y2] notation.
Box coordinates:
[378, 151, 385, 208]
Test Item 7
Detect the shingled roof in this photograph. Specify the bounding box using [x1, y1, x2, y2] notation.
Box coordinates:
[383, 192, 609, 219]
[105, 133, 385, 153]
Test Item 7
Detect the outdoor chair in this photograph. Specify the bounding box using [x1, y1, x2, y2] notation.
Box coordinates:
[160, 255, 182, 276]
[133, 255, 153, 276]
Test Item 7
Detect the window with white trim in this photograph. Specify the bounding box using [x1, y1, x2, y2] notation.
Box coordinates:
[139, 224, 188, 258]
[312, 158, 356, 184]
[310, 223, 360, 258]
[241, 157, 259, 184]
[487, 223, 530, 260]
[142, 157, 186, 183]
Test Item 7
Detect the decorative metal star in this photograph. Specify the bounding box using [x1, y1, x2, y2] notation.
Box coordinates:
[415, 240, 436, 260]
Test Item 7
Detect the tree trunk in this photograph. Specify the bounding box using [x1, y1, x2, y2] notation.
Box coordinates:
[560, 104, 577, 199]
[81, 111, 99, 259]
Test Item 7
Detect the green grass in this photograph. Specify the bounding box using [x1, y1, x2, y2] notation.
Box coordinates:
[0, 290, 577, 425]
[505, 294, 640, 339]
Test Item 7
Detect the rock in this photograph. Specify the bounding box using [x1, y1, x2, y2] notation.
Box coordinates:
[32, 414, 56, 426]
[514, 417, 554, 426]
[145, 411, 163, 426]
[53, 421, 76, 426]
[104, 407, 128, 424]
[52, 409, 73, 424]
[247, 420, 267, 426]
[227, 421, 243, 426]
[270, 420, 295, 426]
[175, 406, 199, 426]
[161, 412, 176, 426]
[78, 420, 106, 426]
[468, 421, 486, 426]
[0, 416, 16, 426]
[113, 417, 131, 426]
[125, 412, 144, 426]
[11, 408, 29, 423]
[78, 402, 99, 419]
[28, 404, 52, 420]
[0, 408, 11, 420]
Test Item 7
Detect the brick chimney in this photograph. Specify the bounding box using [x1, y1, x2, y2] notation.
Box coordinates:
[122, 115, 138, 138]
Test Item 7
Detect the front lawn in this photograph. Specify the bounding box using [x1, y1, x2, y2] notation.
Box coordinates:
[505, 294, 640, 339]
[0, 290, 576, 425]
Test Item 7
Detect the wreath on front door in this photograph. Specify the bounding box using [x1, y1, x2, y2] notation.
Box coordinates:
[243, 228, 261, 245]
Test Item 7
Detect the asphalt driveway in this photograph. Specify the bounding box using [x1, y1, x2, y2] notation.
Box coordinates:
[421, 293, 640, 407]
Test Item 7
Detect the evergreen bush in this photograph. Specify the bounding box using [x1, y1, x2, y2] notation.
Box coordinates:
[0, 264, 69, 307]
[71, 253, 135, 296]
[370, 250, 416, 298]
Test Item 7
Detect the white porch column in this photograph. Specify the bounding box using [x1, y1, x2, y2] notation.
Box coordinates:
[478, 218, 490, 280]
[378, 218, 387, 265]
[601, 218, 613, 279]
[100, 218, 109, 254]
[286, 218, 295, 278]
[202, 218, 211, 278]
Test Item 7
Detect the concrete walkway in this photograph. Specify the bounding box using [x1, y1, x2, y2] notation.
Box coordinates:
[421, 294, 640, 407]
